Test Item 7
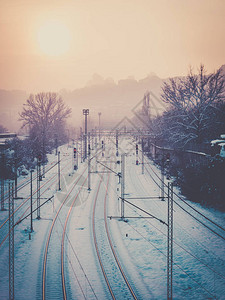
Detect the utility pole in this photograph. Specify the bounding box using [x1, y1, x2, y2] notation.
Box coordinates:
[73, 146, 77, 171]
[80, 128, 83, 163]
[88, 142, 91, 191]
[121, 154, 125, 218]
[88, 132, 91, 149]
[167, 182, 173, 300]
[54, 134, 58, 155]
[91, 129, 94, 150]
[95, 127, 97, 149]
[8, 181, 14, 300]
[1, 152, 5, 211]
[98, 112, 101, 143]
[83, 109, 89, 161]
[37, 155, 41, 219]
[161, 150, 165, 201]
[58, 151, 61, 191]
[67, 129, 70, 148]
[0, 177, 4, 211]
[42, 131, 45, 178]
[76, 140, 79, 169]
[142, 138, 144, 174]
[30, 170, 34, 232]
[14, 145, 18, 199]
[116, 129, 119, 156]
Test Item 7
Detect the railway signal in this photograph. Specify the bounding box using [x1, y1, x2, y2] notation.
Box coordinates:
[136, 144, 138, 165]
[73, 147, 78, 170]
[37, 155, 41, 219]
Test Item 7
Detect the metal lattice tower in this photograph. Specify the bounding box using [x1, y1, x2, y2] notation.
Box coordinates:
[37, 158, 41, 219]
[14, 148, 18, 199]
[1, 178, 4, 211]
[116, 129, 119, 156]
[167, 182, 173, 300]
[1, 152, 5, 211]
[121, 153, 125, 218]
[98, 112, 101, 143]
[161, 151, 165, 200]
[58, 151, 61, 191]
[9, 181, 14, 300]
[80, 130, 83, 163]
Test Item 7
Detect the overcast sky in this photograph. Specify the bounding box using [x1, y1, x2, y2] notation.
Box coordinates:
[0, 0, 225, 92]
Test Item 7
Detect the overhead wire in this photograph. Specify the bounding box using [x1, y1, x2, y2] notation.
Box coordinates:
[134, 143, 225, 241]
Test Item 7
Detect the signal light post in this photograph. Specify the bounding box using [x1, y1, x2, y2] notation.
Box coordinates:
[58, 151, 61, 191]
[30, 170, 34, 232]
[161, 150, 165, 201]
[121, 154, 125, 218]
[73, 147, 77, 170]
[116, 129, 119, 156]
[54, 134, 58, 155]
[80, 129, 83, 163]
[37, 155, 41, 219]
[14, 148, 18, 199]
[88, 143, 91, 191]
[136, 144, 139, 165]
[142, 138, 144, 174]
[98, 112, 101, 143]
[1, 152, 5, 211]
[83, 109, 89, 161]
[76, 141, 79, 169]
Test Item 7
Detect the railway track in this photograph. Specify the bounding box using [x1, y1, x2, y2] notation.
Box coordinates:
[42, 147, 104, 299]
[123, 149, 225, 298]
[0, 158, 71, 247]
[92, 161, 137, 299]
[42, 167, 87, 300]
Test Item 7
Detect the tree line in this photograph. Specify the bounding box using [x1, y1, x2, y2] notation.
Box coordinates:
[150, 65, 225, 210]
[152, 65, 225, 151]
[0, 92, 71, 179]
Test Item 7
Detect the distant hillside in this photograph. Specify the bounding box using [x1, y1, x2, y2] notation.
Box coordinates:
[60, 73, 163, 128]
[1, 65, 224, 132]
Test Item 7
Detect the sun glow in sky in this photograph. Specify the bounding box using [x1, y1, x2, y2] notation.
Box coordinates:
[37, 21, 71, 56]
[0, 0, 225, 92]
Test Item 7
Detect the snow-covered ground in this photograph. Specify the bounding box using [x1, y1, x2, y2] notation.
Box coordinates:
[0, 139, 225, 299]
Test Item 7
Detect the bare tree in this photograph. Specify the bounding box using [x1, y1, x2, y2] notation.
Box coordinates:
[161, 65, 225, 148]
[20, 92, 71, 157]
